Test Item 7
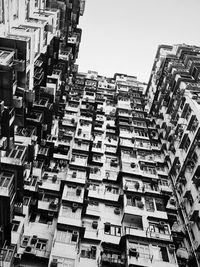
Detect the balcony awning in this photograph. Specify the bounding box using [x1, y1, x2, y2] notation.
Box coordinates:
[192, 165, 200, 185]
[190, 210, 199, 222]
[101, 242, 121, 252]
[171, 156, 179, 170]
[147, 216, 169, 222]
[179, 133, 188, 149]
[183, 189, 192, 199]
[181, 103, 189, 118]
[187, 115, 196, 130]
[161, 122, 167, 129]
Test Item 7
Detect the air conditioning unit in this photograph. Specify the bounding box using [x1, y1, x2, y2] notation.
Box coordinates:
[0, 100, 4, 113]
[13, 59, 25, 72]
[13, 96, 23, 108]
[43, 173, 48, 179]
[72, 172, 77, 178]
[49, 201, 56, 209]
[76, 187, 81, 196]
[52, 175, 57, 182]
[25, 246, 32, 253]
[169, 198, 176, 205]
[129, 248, 139, 257]
[71, 231, 78, 242]
[72, 203, 78, 212]
[131, 162, 136, 168]
[105, 172, 109, 178]
[41, 139, 46, 146]
[159, 221, 165, 226]
[51, 259, 58, 267]
[92, 221, 98, 229]
[137, 201, 144, 209]
[104, 222, 111, 232]
[14, 253, 21, 264]
[114, 207, 120, 215]
[168, 244, 176, 252]
[30, 236, 37, 245]
[24, 177, 31, 185]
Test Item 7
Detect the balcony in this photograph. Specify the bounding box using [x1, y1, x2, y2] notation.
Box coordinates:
[105, 135, 118, 147]
[121, 161, 142, 176]
[62, 185, 84, 204]
[72, 141, 90, 153]
[105, 145, 117, 154]
[104, 170, 118, 182]
[86, 202, 100, 217]
[123, 178, 160, 195]
[134, 140, 151, 150]
[0, 247, 15, 266]
[92, 154, 104, 165]
[38, 196, 59, 213]
[100, 252, 126, 266]
[0, 172, 15, 197]
[70, 154, 88, 167]
[88, 184, 120, 202]
[75, 126, 91, 141]
[119, 129, 133, 139]
[40, 173, 61, 192]
[61, 116, 77, 128]
[89, 167, 103, 181]
[120, 138, 135, 148]
[24, 175, 39, 192]
[145, 223, 172, 242]
[66, 169, 87, 184]
[92, 140, 105, 154]
[127, 243, 178, 267]
[141, 164, 158, 179]
[2, 144, 26, 166]
[58, 205, 82, 227]
[26, 111, 43, 124]
[82, 219, 100, 240]
[124, 195, 168, 220]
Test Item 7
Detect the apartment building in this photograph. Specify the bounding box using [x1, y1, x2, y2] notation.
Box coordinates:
[0, 1, 199, 267]
[0, 0, 85, 266]
[46, 70, 181, 267]
[146, 44, 200, 267]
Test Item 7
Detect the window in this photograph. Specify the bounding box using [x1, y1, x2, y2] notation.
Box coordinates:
[196, 217, 200, 231]
[35, 239, 47, 250]
[160, 179, 168, 187]
[39, 214, 53, 224]
[0, 0, 4, 23]
[104, 224, 121, 236]
[105, 186, 119, 194]
[155, 198, 165, 211]
[185, 106, 191, 120]
[142, 166, 157, 175]
[129, 242, 150, 259]
[0, 176, 11, 187]
[53, 257, 75, 267]
[80, 245, 96, 259]
[21, 236, 30, 247]
[184, 137, 191, 152]
[127, 195, 144, 208]
[135, 130, 148, 137]
[11, 220, 20, 232]
[56, 230, 79, 244]
[149, 222, 169, 235]
[157, 165, 166, 172]
[13, 0, 19, 19]
[145, 197, 155, 211]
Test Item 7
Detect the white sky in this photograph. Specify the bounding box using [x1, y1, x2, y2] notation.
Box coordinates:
[77, 0, 200, 82]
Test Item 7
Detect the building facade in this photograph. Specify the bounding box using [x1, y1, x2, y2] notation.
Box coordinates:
[0, 1, 199, 267]
[146, 44, 200, 267]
